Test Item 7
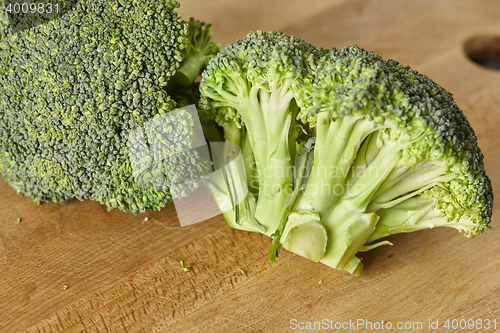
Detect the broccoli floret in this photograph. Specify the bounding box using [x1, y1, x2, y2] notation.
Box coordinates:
[168, 18, 221, 91]
[167, 19, 223, 142]
[200, 33, 493, 276]
[200, 31, 320, 238]
[292, 45, 492, 274]
[0, 0, 218, 214]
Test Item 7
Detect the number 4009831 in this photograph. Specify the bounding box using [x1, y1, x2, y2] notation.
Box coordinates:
[444, 319, 497, 330]
[5, 2, 59, 15]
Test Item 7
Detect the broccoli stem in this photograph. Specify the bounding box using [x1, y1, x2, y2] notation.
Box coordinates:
[174, 56, 207, 87]
[343, 256, 363, 277]
[367, 170, 457, 211]
[367, 196, 478, 242]
[204, 77, 299, 235]
[319, 141, 402, 269]
[279, 211, 328, 262]
[310, 127, 460, 270]
[223, 121, 243, 146]
[296, 115, 378, 217]
[343, 132, 383, 185]
[240, 130, 258, 195]
[223, 123, 257, 195]
[231, 85, 298, 235]
[202, 120, 224, 142]
[366, 196, 435, 242]
[204, 145, 264, 233]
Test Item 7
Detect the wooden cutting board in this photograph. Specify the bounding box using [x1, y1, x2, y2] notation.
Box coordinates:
[1, 0, 499, 332]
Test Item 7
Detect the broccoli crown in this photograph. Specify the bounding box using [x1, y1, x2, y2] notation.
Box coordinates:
[200, 30, 320, 128]
[297, 46, 492, 233]
[387, 61, 493, 229]
[0, 0, 193, 213]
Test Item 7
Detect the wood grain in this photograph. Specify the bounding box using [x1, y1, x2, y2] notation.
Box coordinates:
[1, 0, 499, 332]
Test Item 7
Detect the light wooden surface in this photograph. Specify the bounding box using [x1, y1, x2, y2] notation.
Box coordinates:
[2, 0, 500, 332]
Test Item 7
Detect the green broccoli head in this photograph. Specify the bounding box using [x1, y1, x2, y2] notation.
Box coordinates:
[200, 30, 319, 127]
[289, 45, 493, 273]
[388, 58, 492, 229]
[0, 0, 213, 214]
[199, 36, 493, 276]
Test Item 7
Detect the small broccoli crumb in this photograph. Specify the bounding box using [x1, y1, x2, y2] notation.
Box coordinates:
[180, 261, 190, 272]
[15, 218, 21, 224]
[238, 268, 246, 274]
[142, 217, 149, 224]
[63, 285, 68, 291]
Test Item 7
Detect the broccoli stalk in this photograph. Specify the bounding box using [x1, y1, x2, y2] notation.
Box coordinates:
[202, 141, 265, 233]
[203, 78, 296, 236]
